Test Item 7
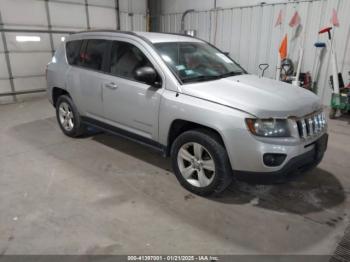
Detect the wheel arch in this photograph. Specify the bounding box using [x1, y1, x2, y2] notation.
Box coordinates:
[166, 119, 226, 157]
[52, 87, 70, 107]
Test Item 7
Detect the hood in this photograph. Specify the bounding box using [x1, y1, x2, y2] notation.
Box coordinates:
[180, 74, 322, 118]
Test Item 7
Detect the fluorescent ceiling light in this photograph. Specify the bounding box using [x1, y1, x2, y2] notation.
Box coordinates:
[16, 36, 41, 42]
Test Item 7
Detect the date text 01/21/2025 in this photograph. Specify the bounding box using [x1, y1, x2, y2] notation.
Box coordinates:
[127, 255, 219, 261]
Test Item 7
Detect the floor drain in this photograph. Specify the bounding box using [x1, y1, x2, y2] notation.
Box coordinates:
[330, 225, 350, 262]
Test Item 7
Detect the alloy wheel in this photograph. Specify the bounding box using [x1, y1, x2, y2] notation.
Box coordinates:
[177, 142, 216, 187]
[58, 102, 74, 131]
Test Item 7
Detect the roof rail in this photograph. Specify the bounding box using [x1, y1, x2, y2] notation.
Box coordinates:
[72, 29, 137, 36]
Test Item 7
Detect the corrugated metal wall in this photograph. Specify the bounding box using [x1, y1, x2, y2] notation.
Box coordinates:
[157, 0, 350, 105]
[0, 0, 147, 104]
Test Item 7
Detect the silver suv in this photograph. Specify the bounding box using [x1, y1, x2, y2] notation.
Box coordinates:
[47, 31, 328, 196]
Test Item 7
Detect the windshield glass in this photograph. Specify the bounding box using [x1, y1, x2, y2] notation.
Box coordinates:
[154, 42, 246, 83]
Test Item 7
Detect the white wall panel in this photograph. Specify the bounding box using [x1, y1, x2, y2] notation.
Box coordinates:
[14, 77, 47, 91]
[158, 0, 350, 105]
[229, 8, 242, 62]
[0, 54, 9, 78]
[0, 97, 14, 104]
[88, 0, 115, 8]
[5, 33, 51, 52]
[316, 0, 340, 104]
[53, 0, 85, 4]
[0, 0, 147, 102]
[266, 5, 280, 79]
[9, 53, 52, 77]
[0, 0, 48, 28]
[342, 32, 350, 75]
[88, 6, 117, 29]
[247, 7, 262, 74]
[159, 0, 308, 13]
[219, 10, 233, 55]
[197, 12, 210, 42]
[240, 8, 253, 70]
[217, 0, 297, 8]
[134, 14, 147, 31]
[119, 0, 147, 13]
[212, 10, 224, 48]
[0, 34, 3, 51]
[120, 13, 131, 31]
[49, 2, 87, 29]
[160, 0, 213, 13]
[0, 80, 13, 103]
[120, 13, 146, 31]
[303, 1, 324, 77]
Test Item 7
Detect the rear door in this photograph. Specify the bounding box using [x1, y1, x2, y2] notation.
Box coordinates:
[77, 39, 110, 118]
[66, 38, 110, 119]
[65, 39, 84, 109]
[102, 39, 163, 140]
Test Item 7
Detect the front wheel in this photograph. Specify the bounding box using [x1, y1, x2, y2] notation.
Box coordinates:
[171, 129, 233, 196]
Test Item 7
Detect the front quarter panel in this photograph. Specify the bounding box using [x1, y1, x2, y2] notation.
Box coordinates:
[158, 90, 252, 168]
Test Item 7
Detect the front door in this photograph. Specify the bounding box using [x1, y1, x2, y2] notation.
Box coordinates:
[102, 40, 163, 140]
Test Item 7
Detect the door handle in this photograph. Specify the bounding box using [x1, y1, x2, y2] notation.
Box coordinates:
[104, 82, 117, 90]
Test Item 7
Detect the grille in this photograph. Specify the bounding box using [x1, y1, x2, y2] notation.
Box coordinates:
[296, 111, 326, 139]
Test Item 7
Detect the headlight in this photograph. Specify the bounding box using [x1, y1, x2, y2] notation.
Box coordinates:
[245, 118, 291, 137]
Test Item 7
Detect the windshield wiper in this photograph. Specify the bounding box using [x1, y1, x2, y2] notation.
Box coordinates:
[182, 75, 220, 83]
[182, 71, 244, 83]
[217, 71, 243, 79]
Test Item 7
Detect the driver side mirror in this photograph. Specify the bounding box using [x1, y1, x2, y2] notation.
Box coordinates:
[134, 66, 161, 87]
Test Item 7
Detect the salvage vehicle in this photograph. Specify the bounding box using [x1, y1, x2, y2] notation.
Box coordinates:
[47, 31, 328, 196]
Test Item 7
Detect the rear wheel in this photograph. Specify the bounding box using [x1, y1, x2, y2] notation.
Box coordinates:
[56, 95, 85, 137]
[171, 129, 233, 196]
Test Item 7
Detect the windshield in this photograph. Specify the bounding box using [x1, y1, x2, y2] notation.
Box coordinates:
[154, 42, 246, 83]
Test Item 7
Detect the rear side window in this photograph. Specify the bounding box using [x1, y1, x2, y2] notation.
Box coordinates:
[66, 40, 83, 65]
[81, 39, 108, 71]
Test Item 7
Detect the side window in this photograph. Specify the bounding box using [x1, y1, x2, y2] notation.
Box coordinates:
[81, 39, 108, 71]
[66, 40, 83, 65]
[109, 41, 153, 81]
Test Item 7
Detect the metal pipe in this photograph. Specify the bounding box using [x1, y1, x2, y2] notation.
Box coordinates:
[181, 9, 195, 33]
[0, 28, 76, 34]
[115, 0, 121, 30]
[37, 0, 122, 10]
[147, 0, 151, 32]
[0, 10, 16, 102]
[0, 74, 46, 81]
[0, 89, 46, 97]
[0, 50, 53, 54]
[162, 0, 321, 16]
[128, 0, 134, 31]
[84, 0, 91, 30]
[44, 0, 55, 55]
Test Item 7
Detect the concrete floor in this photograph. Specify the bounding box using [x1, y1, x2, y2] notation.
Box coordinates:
[0, 96, 349, 255]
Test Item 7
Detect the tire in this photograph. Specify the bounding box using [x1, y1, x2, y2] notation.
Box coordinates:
[56, 95, 85, 137]
[171, 129, 233, 196]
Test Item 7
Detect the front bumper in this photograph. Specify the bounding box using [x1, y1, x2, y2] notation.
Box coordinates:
[223, 120, 328, 173]
[234, 134, 328, 179]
